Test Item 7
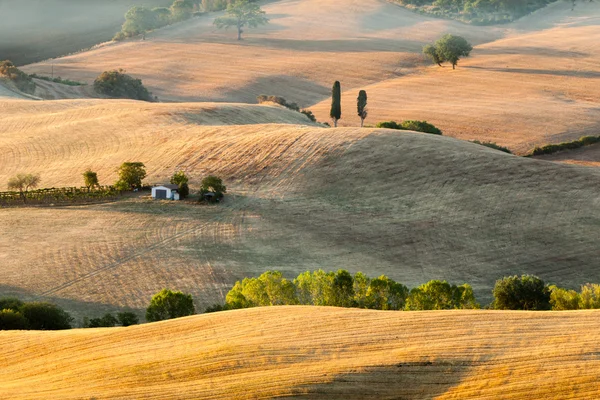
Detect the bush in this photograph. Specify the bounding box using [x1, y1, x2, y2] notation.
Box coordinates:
[0, 60, 36, 94]
[19, 302, 73, 330]
[492, 275, 551, 310]
[257, 95, 299, 111]
[471, 140, 512, 154]
[29, 74, 85, 86]
[117, 312, 140, 326]
[0, 309, 29, 330]
[301, 109, 316, 122]
[93, 69, 153, 101]
[171, 0, 194, 22]
[146, 289, 195, 322]
[376, 120, 443, 135]
[528, 136, 600, 156]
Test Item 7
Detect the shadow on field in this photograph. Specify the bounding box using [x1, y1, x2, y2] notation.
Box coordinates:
[284, 361, 472, 399]
[0, 284, 142, 325]
[464, 65, 600, 78]
[475, 46, 588, 58]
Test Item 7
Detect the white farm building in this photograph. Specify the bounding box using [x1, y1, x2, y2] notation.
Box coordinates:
[151, 184, 180, 200]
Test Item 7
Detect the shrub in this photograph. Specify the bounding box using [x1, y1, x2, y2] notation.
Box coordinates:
[117, 312, 140, 327]
[528, 136, 600, 156]
[0, 60, 36, 94]
[301, 109, 316, 122]
[376, 120, 442, 135]
[146, 289, 195, 322]
[549, 285, 580, 311]
[93, 69, 153, 101]
[83, 170, 99, 189]
[492, 275, 551, 310]
[471, 140, 512, 154]
[19, 302, 73, 330]
[0, 309, 29, 330]
[257, 95, 299, 111]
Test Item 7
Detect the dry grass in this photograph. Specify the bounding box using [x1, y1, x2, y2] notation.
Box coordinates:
[19, 0, 600, 156]
[1, 99, 599, 319]
[1, 307, 600, 399]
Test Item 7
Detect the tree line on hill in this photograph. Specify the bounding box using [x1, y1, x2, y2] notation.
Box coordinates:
[398, 0, 581, 24]
[4, 274, 600, 330]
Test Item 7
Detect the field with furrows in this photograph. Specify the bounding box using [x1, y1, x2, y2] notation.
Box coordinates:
[2, 307, 600, 399]
[1, 99, 599, 318]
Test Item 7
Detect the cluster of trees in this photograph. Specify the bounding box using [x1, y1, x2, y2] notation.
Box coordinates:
[329, 81, 370, 128]
[377, 120, 443, 135]
[93, 70, 153, 101]
[399, 0, 565, 24]
[0, 299, 73, 330]
[116, 0, 267, 41]
[83, 312, 139, 328]
[423, 34, 473, 69]
[257, 95, 316, 122]
[221, 270, 480, 311]
[0, 60, 36, 94]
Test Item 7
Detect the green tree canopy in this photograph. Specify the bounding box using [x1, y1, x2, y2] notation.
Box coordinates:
[19, 302, 73, 330]
[200, 175, 226, 200]
[83, 169, 99, 189]
[330, 81, 342, 127]
[423, 34, 473, 69]
[171, 170, 190, 198]
[357, 90, 368, 128]
[492, 275, 551, 310]
[115, 162, 147, 191]
[405, 280, 479, 310]
[117, 311, 140, 327]
[214, 0, 269, 40]
[0, 309, 29, 330]
[146, 289, 195, 322]
[366, 275, 409, 310]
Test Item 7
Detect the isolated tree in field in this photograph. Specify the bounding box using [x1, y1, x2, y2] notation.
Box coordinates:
[115, 162, 146, 191]
[170, 170, 190, 199]
[83, 169, 99, 190]
[330, 81, 342, 127]
[423, 34, 473, 69]
[213, 0, 269, 40]
[357, 90, 368, 128]
[492, 275, 551, 310]
[146, 289, 195, 322]
[8, 173, 40, 202]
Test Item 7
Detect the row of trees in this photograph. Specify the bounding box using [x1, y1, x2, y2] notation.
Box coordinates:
[0, 299, 73, 330]
[223, 270, 479, 311]
[329, 81, 370, 128]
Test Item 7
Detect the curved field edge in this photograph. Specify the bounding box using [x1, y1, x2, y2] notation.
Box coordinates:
[1, 307, 600, 399]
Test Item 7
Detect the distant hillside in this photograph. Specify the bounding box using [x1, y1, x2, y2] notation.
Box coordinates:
[0, 0, 170, 65]
[395, 0, 560, 24]
[2, 307, 600, 399]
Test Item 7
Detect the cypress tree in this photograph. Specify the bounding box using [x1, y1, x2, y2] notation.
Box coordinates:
[330, 81, 341, 127]
[357, 90, 367, 128]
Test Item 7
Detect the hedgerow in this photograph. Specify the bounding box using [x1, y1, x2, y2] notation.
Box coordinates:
[528, 136, 600, 156]
[377, 120, 443, 135]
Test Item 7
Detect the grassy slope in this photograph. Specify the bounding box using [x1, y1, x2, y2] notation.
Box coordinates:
[2, 307, 600, 399]
[20, 0, 600, 155]
[1, 99, 599, 318]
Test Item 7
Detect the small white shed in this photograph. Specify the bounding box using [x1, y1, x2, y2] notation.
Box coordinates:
[151, 184, 180, 200]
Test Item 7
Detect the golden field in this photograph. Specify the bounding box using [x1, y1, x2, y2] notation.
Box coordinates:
[2, 306, 600, 399]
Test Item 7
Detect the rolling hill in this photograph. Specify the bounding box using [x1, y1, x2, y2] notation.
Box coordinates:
[19, 0, 600, 155]
[2, 307, 600, 399]
[1, 99, 599, 319]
